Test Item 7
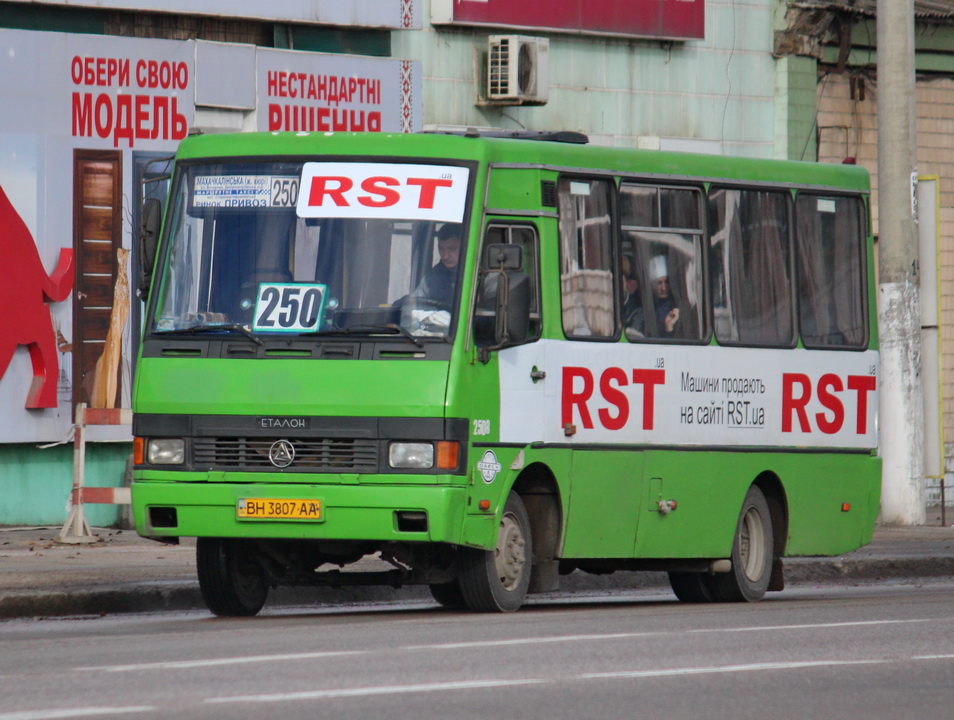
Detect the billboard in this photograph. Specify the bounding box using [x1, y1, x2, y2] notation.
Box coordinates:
[432, 0, 705, 41]
[24, 0, 420, 29]
[0, 28, 420, 443]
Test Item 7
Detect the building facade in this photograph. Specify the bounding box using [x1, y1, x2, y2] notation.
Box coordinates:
[6, 0, 948, 525]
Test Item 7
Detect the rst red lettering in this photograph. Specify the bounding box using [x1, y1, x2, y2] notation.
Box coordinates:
[407, 177, 453, 209]
[358, 176, 400, 208]
[561, 367, 594, 430]
[815, 373, 844, 434]
[631, 369, 665, 430]
[562, 366, 664, 433]
[782, 373, 812, 432]
[308, 176, 353, 207]
[847, 375, 876, 434]
[598, 367, 629, 431]
[783, 372, 876, 435]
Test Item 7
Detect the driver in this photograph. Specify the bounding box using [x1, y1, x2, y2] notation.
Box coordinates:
[410, 223, 461, 308]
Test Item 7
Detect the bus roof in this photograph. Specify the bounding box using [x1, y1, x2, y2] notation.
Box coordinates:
[173, 130, 871, 193]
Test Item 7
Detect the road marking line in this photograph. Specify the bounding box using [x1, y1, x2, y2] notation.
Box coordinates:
[581, 659, 889, 680]
[0, 707, 154, 720]
[71, 620, 938, 677]
[205, 679, 545, 704]
[404, 632, 662, 650]
[689, 619, 929, 634]
[407, 619, 931, 652]
[913, 653, 954, 660]
[76, 650, 367, 672]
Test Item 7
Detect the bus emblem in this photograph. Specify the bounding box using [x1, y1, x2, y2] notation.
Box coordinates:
[268, 439, 296, 468]
[477, 450, 502, 484]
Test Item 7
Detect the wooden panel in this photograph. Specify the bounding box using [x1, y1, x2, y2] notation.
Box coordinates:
[80, 162, 118, 207]
[78, 241, 114, 275]
[73, 150, 122, 409]
[80, 208, 115, 241]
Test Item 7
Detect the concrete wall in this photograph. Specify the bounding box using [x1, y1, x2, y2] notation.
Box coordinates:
[817, 73, 954, 505]
[395, 0, 782, 156]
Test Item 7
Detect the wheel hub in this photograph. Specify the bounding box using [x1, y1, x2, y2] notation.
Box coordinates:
[495, 513, 526, 591]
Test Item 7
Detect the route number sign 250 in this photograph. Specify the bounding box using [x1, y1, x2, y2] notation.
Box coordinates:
[252, 283, 327, 332]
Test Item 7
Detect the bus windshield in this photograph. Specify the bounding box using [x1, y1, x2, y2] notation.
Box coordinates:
[151, 160, 470, 340]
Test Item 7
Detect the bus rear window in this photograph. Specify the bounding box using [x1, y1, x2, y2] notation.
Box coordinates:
[795, 194, 867, 348]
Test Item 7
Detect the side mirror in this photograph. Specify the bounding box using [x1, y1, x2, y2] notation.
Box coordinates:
[484, 243, 522, 270]
[139, 198, 162, 299]
[474, 268, 531, 362]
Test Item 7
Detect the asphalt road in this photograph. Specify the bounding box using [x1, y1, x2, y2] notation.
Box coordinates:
[2, 582, 953, 720]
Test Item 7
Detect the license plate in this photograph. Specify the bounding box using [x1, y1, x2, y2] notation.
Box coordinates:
[237, 498, 322, 520]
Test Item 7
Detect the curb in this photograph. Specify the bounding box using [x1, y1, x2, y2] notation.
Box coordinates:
[2, 556, 951, 620]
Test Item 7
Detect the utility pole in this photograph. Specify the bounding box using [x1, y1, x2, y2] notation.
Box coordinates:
[877, 0, 925, 525]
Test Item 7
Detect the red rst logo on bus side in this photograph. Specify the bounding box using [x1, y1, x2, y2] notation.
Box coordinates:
[561, 366, 666, 431]
[305, 175, 454, 210]
[782, 373, 876, 435]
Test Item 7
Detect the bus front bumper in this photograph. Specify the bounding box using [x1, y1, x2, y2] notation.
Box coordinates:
[130, 479, 494, 547]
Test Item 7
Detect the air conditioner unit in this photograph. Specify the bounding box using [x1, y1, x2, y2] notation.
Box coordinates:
[487, 35, 549, 105]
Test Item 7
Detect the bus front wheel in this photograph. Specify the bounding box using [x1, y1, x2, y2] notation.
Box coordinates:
[458, 492, 532, 612]
[668, 571, 715, 603]
[196, 538, 269, 617]
[710, 485, 774, 602]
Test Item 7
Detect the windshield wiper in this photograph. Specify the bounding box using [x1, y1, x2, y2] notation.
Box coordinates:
[305, 324, 424, 348]
[155, 323, 265, 346]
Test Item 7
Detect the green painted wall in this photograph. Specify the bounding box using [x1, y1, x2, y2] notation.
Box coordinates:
[775, 55, 819, 161]
[0, 443, 130, 527]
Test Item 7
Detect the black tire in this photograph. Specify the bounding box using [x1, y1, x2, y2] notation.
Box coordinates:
[458, 492, 532, 612]
[196, 538, 269, 617]
[668, 571, 715, 603]
[710, 485, 774, 603]
[428, 582, 467, 610]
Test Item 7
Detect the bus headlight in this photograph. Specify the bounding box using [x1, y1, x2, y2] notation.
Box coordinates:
[147, 438, 185, 465]
[389, 442, 434, 469]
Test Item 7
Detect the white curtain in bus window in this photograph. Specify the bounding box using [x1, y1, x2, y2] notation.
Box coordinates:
[620, 184, 704, 341]
[558, 178, 615, 338]
[795, 194, 866, 347]
[708, 188, 794, 346]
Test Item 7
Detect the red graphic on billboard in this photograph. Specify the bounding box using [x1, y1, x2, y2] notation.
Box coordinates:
[442, 0, 705, 40]
[0, 186, 75, 409]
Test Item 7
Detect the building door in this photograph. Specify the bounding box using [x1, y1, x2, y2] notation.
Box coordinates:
[72, 150, 123, 409]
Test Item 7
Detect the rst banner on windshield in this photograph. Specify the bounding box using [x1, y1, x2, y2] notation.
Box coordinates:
[296, 163, 469, 222]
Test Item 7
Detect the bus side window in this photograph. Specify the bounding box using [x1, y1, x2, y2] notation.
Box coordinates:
[620, 183, 705, 342]
[708, 187, 794, 347]
[474, 224, 541, 347]
[795, 194, 867, 348]
[558, 178, 616, 339]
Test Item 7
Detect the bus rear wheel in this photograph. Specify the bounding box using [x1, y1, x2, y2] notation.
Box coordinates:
[710, 485, 774, 602]
[458, 492, 532, 612]
[196, 538, 269, 617]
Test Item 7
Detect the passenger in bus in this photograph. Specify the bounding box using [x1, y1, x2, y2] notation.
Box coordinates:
[411, 223, 462, 309]
[650, 255, 680, 337]
[621, 256, 645, 337]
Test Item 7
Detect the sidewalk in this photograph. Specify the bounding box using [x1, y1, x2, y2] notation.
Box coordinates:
[1, 512, 952, 620]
